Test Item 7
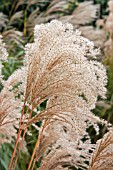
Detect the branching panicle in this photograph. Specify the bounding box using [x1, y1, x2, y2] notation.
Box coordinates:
[22, 20, 107, 169]
[89, 129, 113, 170]
[0, 20, 108, 170]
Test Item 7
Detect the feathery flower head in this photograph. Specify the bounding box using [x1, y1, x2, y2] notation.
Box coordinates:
[0, 35, 8, 61]
[0, 35, 8, 80]
[23, 21, 108, 170]
[0, 69, 24, 145]
[8, 20, 108, 169]
[25, 19, 107, 115]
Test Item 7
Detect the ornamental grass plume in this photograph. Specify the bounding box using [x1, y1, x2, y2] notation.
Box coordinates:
[104, 0, 113, 58]
[0, 68, 24, 145]
[0, 35, 8, 80]
[0, 35, 24, 145]
[89, 129, 113, 170]
[8, 20, 108, 170]
[0, 35, 8, 61]
[37, 119, 95, 170]
[59, 1, 106, 48]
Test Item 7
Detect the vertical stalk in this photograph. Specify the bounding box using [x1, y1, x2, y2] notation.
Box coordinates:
[8, 102, 31, 170]
[8, 104, 25, 170]
[24, 9, 27, 36]
[28, 121, 47, 170]
[8, 129, 22, 170]
[13, 105, 34, 169]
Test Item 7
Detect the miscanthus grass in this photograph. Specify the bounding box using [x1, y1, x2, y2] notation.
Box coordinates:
[0, 20, 111, 170]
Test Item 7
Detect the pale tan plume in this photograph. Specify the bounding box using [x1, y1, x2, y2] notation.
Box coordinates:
[89, 129, 113, 170]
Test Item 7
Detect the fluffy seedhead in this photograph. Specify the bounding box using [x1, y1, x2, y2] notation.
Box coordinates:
[0, 68, 24, 145]
[25, 20, 107, 128]
[0, 35, 8, 61]
[89, 129, 113, 170]
[22, 20, 108, 169]
[37, 120, 95, 170]
[0, 35, 8, 80]
[0, 35, 24, 145]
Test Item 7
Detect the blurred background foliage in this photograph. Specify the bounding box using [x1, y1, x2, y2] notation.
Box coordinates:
[0, 0, 113, 169]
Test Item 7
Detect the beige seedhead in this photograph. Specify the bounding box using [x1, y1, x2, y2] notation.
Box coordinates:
[89, 130, 113, 170]
[0, 68, 24, 145]
[8, 20, 108, 170]
[0, 35, 24, 145]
